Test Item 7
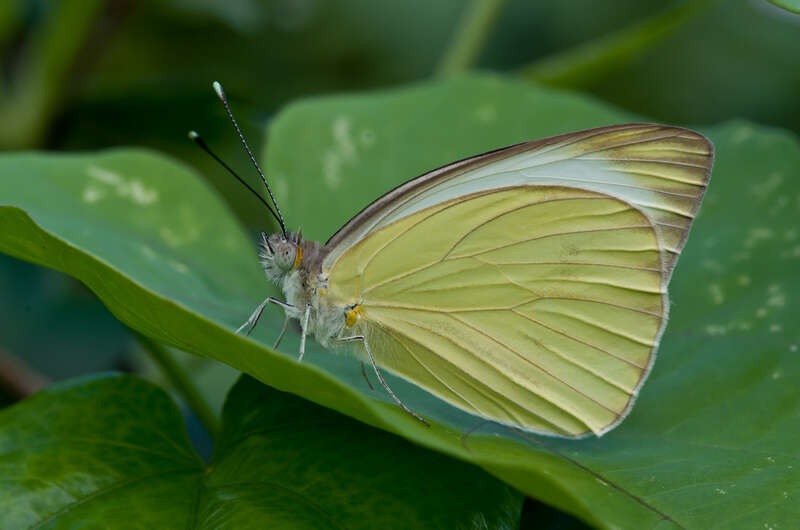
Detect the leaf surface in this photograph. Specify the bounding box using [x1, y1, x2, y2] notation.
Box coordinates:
[1, 75, 799, 528]
[765, 0, 800, 14]
[0, 373, 520, 528]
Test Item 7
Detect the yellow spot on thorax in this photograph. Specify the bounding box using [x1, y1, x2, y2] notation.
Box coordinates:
[293, 245, 303, 269]
[346, 305, 363, 327]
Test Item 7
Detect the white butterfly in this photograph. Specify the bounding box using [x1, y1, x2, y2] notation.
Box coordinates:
[195, 82, 712, 437]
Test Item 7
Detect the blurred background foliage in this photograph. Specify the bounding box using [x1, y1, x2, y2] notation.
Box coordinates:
[0, 0, 797, 525]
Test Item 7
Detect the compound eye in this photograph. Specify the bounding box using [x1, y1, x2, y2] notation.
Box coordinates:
[276, 243, 298, 271]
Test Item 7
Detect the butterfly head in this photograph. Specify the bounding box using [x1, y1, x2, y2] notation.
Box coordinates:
[259, 231, 303, 282]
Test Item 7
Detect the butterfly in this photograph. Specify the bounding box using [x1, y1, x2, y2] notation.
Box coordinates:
[192, 82, 713, 438]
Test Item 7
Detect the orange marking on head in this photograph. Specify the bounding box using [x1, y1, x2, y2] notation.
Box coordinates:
[293, 245, 303, 269]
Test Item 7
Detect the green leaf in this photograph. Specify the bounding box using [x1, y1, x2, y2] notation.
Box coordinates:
[0, 373, 521, 527]
[1, 75, 799, 528]
[265, 76, 800, 527]
[765, 0, 800, 14]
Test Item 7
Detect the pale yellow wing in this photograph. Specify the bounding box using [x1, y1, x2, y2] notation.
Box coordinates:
[327, 186, 665, 437]
[324, 123, 713, 283]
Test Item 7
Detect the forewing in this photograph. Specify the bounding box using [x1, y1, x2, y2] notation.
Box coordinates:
[327, 186, 665, 437]
[324, 123, 712, 282]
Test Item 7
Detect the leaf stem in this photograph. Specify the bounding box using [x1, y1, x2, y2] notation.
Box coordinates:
[436, 0, 508, 77]
[135, 333, 220, 440]
[518, 0, 721, 88]
[0, 0, 106, 149]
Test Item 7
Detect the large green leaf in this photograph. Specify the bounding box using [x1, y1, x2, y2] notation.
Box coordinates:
[765, 0, 800, 13]
[1, 75, 798, 528]
[0, 373, 521, 528]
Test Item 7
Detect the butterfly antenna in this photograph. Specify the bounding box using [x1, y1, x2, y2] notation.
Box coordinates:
[213, 81, 287, 238]
[187, 131, 284, 230]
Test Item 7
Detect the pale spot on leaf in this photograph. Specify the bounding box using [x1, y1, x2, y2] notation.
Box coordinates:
[322, 115, 359, 190]
[333, 116, 356, 158]
[159, 225, 199, 247]
[708, 283, 725, 305]
[475, 104, 497, 123]
[139, 244, 157, 260]
[750, 172, 783, 200]
[87, 166, 158, 205]
[767, 292, 786, 308]
[744, 227, 774, 249]
[322, 152, 343, 189]
[771, 195, 789, 216]
[731, 124, 753, 143]
[702, 259, 724, 273]
[169, 260, 189, 274]
[82, 185, 105, 203]
[274, 175, 289, 206]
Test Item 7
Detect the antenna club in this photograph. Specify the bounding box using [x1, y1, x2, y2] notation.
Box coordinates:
[212, 81, 225, 100]
[188, 130, 200, 140]
[210, 80, 288, 236]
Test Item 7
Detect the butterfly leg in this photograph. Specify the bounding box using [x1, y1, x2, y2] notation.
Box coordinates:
[459, 420, 493, 452]
[236, 297, 294, 336]
[336, 335, 429, 427]
[273, 317, 290, 349]
[298, 304, 311, 362]
[360, 362, 374, 390]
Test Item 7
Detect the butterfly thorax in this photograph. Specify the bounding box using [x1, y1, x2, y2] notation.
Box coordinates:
[260, 231, 348, 347]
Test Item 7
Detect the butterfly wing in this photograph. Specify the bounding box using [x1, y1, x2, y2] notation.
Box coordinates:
[324, 123, 713, 283]
[323, 124, 713, 437]
[327, 186, 665, 436]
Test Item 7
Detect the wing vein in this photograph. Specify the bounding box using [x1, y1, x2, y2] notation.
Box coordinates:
[385, 329, 483, 413]
[512, 126, 669, 167]
[522, 296, 663, 318]
[362, 198, 637, 295]
[451, 225, 656, 260]
[529, 308, 657, 347]
[516, 171, 701, 199]
[440, 196, 618, 260]
[533, 131, 685, 161]
[478, 260, 660, 272]
[578, 156, 708, 169]
[373, 314, 581, 433]
[612, 167, 708, 186]
[446, 313, 622, 417]
[511, 309, 648, 369]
